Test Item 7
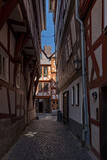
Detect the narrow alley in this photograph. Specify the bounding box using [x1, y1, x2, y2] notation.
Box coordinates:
[3, 115, 93, 160]
[0, 0, 107, 159]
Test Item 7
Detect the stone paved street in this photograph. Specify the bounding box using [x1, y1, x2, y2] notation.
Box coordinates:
[3, 114, 93, 160]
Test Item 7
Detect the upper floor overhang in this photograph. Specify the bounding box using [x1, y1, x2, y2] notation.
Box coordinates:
[79, 0, 94, 20]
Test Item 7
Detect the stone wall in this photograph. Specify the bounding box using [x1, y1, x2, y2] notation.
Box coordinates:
[0, 118, 25, 159]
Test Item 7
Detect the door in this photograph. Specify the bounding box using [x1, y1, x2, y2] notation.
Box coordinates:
[63, 91, 69, 124]
[101, 87, 107, 160]
[39, 102, 43, 113]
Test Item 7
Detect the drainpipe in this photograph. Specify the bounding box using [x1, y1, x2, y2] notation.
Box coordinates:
[75, 0, 90, 147]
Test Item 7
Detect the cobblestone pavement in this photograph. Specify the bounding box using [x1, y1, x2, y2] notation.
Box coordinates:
[3, 114, 93, 160]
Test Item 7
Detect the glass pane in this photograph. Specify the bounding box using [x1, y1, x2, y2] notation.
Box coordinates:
[44, 83, 48, 92]
[44, 66, 48, 77]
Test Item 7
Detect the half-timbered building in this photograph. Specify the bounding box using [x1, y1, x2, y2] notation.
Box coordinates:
[36, 46, 58, 113]
[80, 0, 107, 159]
[52, 0, 89, 146]
[0, 0, 46, 158]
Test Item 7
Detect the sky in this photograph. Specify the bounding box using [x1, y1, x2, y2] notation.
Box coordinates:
[41, 0, 55, 54]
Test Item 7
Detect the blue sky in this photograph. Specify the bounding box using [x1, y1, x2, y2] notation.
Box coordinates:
[41, 0, 55, 54]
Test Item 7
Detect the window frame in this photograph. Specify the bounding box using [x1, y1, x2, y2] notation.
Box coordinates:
[44, 66, 48, 77]
[0, 47, 9, 82]
[38, 82, 42, 92]
[16, 73, 21, 88]
[40, 66, 42, 77]
[71, 86, 75, 106]
[76, 83, 79, 106]
[44, 83, 48, 92]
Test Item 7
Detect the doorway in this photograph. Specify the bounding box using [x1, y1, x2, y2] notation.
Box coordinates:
[101, 86, 107, 160]
[63, 91, 69, 124]
[39, 102, 43, 113]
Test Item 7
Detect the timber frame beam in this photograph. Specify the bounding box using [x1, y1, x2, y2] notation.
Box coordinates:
[0, 0, 19, 30]
[41, 48, 55, 59]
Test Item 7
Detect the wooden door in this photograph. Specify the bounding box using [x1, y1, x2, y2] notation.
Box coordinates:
[63, 91, 69, 124]
[101, 87, 107, 160]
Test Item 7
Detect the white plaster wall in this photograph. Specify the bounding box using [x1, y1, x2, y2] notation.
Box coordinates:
[0, 87, 8, 113]
[0, 23, 8, 49]
[94, 45, 103, 77]
[40, 53, 51, 65]
[9, 90, 15, 114]
[90, 88, 99, 120]
[91, 124, 100, 153]
[69, 77, 83, 124]
[70, 14, 76, 46]
[91, 0, 102, 44]
[10, 62, 14, 85]
[59, 77, 83, 124]
[10, 30, 15, 57]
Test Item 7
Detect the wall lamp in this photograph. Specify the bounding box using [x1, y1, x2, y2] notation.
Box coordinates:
[73, 58, 81, 72]
[92, 92, 97, 100]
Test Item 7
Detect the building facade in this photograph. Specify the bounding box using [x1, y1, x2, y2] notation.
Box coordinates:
[80, 0, 107, 159]
[0, 0, 46, 158]
[51, 0, 89, 146]
[36, 46, 58, 113]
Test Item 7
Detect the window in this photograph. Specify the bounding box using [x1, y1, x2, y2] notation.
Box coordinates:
[44, 83, 48, 92]
[71, 86, 75, 105]
[40, 53, 42, 59]
[40, 66, 42, 77]
[76, 83, 79, 105]
[0, 48, 9, 82]
[44, 66, 48, 77]
[38, 83, 42, 92]
[16, 74, 21, 88]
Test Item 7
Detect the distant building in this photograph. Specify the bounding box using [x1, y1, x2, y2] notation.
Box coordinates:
[36, 46, 58, 113]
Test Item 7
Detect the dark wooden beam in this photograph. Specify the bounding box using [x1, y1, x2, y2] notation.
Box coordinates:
[49, 52, 55, 58]
[0, 0, 19, 30]
[0, 0, 2, 16]
[24, 55, 34, 68]
[41, 48, 56, 59]
[27, 64, 37, 124]
[14, 33, 25, 86]
[14, 56, 23, 63]
[25, 47, 33, 50]
[7, 88, 11, 115]
[21, 35, 30, 52]
[8, 19, 25, 26]
[14, 33, 25, 56]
